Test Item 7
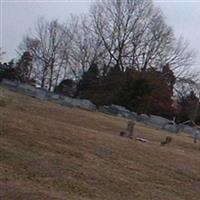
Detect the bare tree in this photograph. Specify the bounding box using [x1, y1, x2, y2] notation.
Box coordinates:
[18, 17, 69, 90]
[64, 15, 106, 79]
[89, 0, 196, 76]
[17, 0, 197, 89]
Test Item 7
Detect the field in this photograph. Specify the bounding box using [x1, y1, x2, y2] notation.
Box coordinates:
[0, 86, 200, 200]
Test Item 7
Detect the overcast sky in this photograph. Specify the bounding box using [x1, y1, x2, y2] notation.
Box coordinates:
[1, 0, 200, 70]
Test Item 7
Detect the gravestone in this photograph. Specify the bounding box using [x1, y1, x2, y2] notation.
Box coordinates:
[120, 120, 135, 139]
[126, 120, 135, 139]
[161, 136, 172, 146]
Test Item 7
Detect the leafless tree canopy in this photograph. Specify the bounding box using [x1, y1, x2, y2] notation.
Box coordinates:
[90, 0, 196, 74]
[18, 0, 197, 89]
[19, 17, 70, 90]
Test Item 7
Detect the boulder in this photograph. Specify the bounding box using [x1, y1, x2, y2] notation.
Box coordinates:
[149, 115, 170, 129]
[110, 104, 129, 113]
[163, 124, 178, 133]
[1, 79, 38, 97]
[17, 83, 37, 97]
[35, 89, 47, 100]
[181, 125, 200, 139]
[71, 99, 96, 111]
[137, 114, 150, 123]
[129, 111, 138, 120]
[1, 79, 18, 88]
[181, 125, 195, 135]
[99, 105, 119, 116]
[60, 96, 74, 107]
[47, 92, 60, 100]
[112, 105, 131, 118]
[195, 132, 200, 139]
[99, 104, 132, 118]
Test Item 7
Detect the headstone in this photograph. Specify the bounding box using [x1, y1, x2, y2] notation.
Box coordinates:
[126, 120, 135, 139]
[161, 136, 172, 146]
[193, 129, 200, 143]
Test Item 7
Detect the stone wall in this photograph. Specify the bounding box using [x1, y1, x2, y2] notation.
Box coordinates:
[98, 104, 200, 138]
[1, 79, 199, 139]
[0, 79, 96, 111]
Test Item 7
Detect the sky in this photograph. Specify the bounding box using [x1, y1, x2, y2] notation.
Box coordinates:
[1, 0, 200, 71]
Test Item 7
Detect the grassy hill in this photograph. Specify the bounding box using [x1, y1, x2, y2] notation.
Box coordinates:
[0, 86, 200, 200]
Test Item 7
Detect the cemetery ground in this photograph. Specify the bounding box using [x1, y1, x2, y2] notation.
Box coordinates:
[0, 86, 200, 200]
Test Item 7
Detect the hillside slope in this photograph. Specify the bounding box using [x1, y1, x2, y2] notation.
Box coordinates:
[0, 86, 200, 200]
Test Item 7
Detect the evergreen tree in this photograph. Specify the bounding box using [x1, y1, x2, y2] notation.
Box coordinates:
[54, 79, 76, 97]
[16, 51, 33, 82]
[0, 60, 16, 81]
[101, 65, 125, 105]
[77, 63, 100, 101]
[177, 91, 200, 123]
[0, 52, 34, 83]
[115, 67, 176, 118]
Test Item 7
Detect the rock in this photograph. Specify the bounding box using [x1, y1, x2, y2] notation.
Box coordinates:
[1, 79, 97, 111]
[46, 92, 60, 101]
[17, 83, 36, 93]
[137, 114, 150, 123]
[99, 104, 131, 118]
[130, 111, 138, 120]
[99, 105, 119, 116]
[60, 96, 74, 107]
[163, 124, 178, 133]
[135, 137, 148, 143]
[149, 115, 170, 129]
[99, 106, 106, 113]
[113, 105, 131, 118]
[110, 104, 130, 113]
[194, 131, 200, 139]
[175, 124, 200, 139]
[1, 79, 38, 97]
[35, 89, 47, 100]
[71, 99, 96, 111]
[181, 125, 196, 135]
[1, 79, 18, 87]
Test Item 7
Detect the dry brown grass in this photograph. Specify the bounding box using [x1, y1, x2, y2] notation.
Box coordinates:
[0, 86, 200, 200]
